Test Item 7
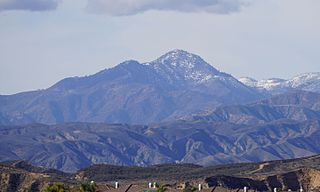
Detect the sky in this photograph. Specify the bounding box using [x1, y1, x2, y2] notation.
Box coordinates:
[0, 0, 319, 95]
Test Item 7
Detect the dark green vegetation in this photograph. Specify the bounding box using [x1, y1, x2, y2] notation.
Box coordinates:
[43, 182, 70, 192]
[182, 186, 197, 192]
[78, 181, 96, 192]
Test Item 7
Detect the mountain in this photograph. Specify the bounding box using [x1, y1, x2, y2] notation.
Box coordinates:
[239, 72, 320, 94]
[2, 50, 320, 176]
[0, 50, 262, 125]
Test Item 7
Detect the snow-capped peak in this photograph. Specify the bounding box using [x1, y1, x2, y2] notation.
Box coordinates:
[147, 49, 214, 70]
[156, 49, 204, 68]
[145, 49, 224, 84]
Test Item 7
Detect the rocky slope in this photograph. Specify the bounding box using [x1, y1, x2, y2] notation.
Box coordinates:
[0, 50, 261, 125]
[0, 161, 70, 192]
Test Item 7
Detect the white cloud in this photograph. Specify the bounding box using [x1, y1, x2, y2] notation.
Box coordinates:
[0, 0, 59, 12]
[86, 0, 248, 16]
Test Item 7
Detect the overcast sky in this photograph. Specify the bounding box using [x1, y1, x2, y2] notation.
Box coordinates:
[0, 0, 319, 95]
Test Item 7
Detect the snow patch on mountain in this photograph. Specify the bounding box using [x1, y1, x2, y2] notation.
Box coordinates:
[144, 49, 224, 84]
[288, 72, 320, 88]
[238, 77, 257, 87]
[256, 78, 287, 90]
[239, 72, 320, 94]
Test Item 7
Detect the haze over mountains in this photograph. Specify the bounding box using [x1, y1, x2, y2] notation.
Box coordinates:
[1, 50, 320, 172]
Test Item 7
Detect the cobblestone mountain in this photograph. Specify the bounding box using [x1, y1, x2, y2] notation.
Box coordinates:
[0, 50, 262, 125]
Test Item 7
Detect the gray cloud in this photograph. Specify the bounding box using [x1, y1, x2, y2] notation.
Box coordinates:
[0, 0, 59, 12]
[86, 0, 248, 16]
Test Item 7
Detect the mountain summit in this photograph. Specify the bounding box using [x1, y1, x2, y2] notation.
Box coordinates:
[0, 50, 262, 125]
[146, 49, 222, 84]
